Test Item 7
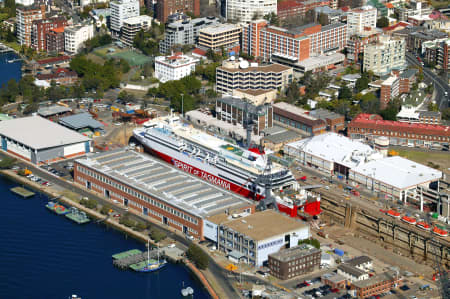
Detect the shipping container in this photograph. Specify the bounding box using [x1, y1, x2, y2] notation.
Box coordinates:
[334, 248, 344, 256]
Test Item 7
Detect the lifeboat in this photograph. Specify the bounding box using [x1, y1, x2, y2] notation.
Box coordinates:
[416, 222, 431, 231]
[432, 226, 448, 238]
[401, 216, 416, 225]
[386, 210, 401, 218]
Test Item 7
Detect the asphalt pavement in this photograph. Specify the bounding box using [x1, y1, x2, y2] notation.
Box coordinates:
[405, 52, 449, 110]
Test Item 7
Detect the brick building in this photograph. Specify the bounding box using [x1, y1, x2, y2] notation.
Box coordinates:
[32, 17, 67, 52]
[16, 5, 46, 47]
[157, 0, 200, 22]
[321, 272, 347, 289]
[273, 103, 344, 136]
[379, 76, 399, 109]
[398, 69, 417, 94]
[36, 68, 78, 85]
[242, 20, 347, 64]
[268, 244, 321, 280]
[46, 27, 65, 53]
[351, 270, 402, 298]
[348, 113, 450, 148]
[215, 96, 273, 135]
[346, 27, 381, 63]
[277, 1, 305, 21]
[74, 149, 255, 240]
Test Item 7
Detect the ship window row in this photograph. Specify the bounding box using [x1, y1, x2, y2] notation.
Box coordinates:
[77, 166, 198, 225]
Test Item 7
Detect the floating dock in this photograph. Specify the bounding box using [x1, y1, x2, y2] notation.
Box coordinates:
[112, 249, 143, 261]
[129, 259, 157, 271]
[65, 207, 90, 224]
[46, 202, 69, 215]
[112, 249, 159, 269]
[11, 187, 35, 198]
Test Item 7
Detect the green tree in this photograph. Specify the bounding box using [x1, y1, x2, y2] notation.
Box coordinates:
[186, 244, 209, 270]
[298, 238, 321, 249]
[355, 74, 369, 92]
[359, 92, 379, 114]
[428, 102, 439, 112]
[0, 156, 16, 169]
[263, 12, 279, 26]
[149, 228, 166, 242]
[101, 205, 112, 215]
[286, 81, 300, 104]
[338, 85, 352, 100]
[318, 13, 328, 26]
[442, 107, 450, 120]
[376, 17, 389, 28]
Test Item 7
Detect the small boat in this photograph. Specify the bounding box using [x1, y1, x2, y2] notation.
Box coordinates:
[416, 221, 431, 231]
[46, 202, 69, 215]
[135, 241, 166, 272]
[432, 226, 448, 238]
[401, 216, 416, 225]
[386, 210, 401, 218]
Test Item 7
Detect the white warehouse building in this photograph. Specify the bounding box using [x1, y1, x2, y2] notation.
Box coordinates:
[0, 116, 91, 164]
[284, 132, 442, 201]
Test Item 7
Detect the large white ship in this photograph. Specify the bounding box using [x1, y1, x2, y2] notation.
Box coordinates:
[133, 116, 321, 217]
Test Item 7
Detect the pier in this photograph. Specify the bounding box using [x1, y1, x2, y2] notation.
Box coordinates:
[112, 249, 158, 269]
[11, 186, 35, 198]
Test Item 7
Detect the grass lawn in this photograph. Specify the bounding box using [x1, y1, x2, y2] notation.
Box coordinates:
[430, 0, 450, 9]
[86, 53, 106, 64]
[2, 41, 21, 53]
[396, 149, 450, 174]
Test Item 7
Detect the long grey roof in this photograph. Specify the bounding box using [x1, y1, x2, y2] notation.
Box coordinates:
[0, 115, 90, 150]
[76, 148, 253, 218]
[59, 112, 104, 130]
[37, 105, 72, 117]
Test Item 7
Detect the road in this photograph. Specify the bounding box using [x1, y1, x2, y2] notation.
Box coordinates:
[405, 52, 449, 110]
[6, 155, 241, 299]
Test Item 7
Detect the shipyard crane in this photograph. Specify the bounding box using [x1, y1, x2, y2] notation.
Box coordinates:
[254, 157, 279, 212]
[426, 214, 450, 299]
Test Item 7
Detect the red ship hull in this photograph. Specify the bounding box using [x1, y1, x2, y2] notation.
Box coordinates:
[144, 146, 320, 217]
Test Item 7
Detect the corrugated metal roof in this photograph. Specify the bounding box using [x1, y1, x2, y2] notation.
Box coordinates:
[0, 115, 90, 150]
[59, 113, 104, 130]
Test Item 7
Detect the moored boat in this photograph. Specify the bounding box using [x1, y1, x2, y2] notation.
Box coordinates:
[432, 226, 448, 237]
[46, 202, 69, 215]
[401, 216, 416, 225]
[386, 210, 401, 218]
[416, 221, 431, 231]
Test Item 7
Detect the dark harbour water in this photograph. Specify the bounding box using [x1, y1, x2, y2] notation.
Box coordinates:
[0, 176, 210, 299]
[0, 52, 22, 87]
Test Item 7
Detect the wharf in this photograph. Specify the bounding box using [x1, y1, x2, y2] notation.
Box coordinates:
[112, 249, 142, 260]
[163, 247, 184, 262]
[11, 186, 35, 198]
[65, 207, 90, 224]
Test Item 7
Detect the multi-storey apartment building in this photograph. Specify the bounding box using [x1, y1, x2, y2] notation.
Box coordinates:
[215, 95, 273, 135]
[31, 17, 67, 52]
[64, 24, 94, 54]
[346, 5, 377, 36]
[110, 0, 139, 35]
[277, 0, 305, 21]
[46, 27, 65, 54]
[159, 16, 218, 53]
[120, 15, 152, 47]
[346, 27, 381, 62]
[156, 0, 200, 22]
[379, 76, 399, 109]
[268, 245, 321, 280]
[348, 113, 450, 148]
[16, 5, 45, 47]
[215, 59, 293, 94]
[395, 0, 432, 21]
[198, 24, 241, 52]
[224, 0, 276, 23]
[154, 53, 199, 83]
[242, 20, 347, 63]
[363, 35, 406, 76]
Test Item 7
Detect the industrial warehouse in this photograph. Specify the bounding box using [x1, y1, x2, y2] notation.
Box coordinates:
[74, 148, 255, 240]
[284, 133, 442, 201]
[0, 116, 91, 164]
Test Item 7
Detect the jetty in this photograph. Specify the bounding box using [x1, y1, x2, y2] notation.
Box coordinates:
[11, 186, 35, 198]
[112, 248, 159, 269]
[65, 207, 90, 224]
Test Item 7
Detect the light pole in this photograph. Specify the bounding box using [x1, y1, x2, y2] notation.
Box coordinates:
[181, 93, 184, 118]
